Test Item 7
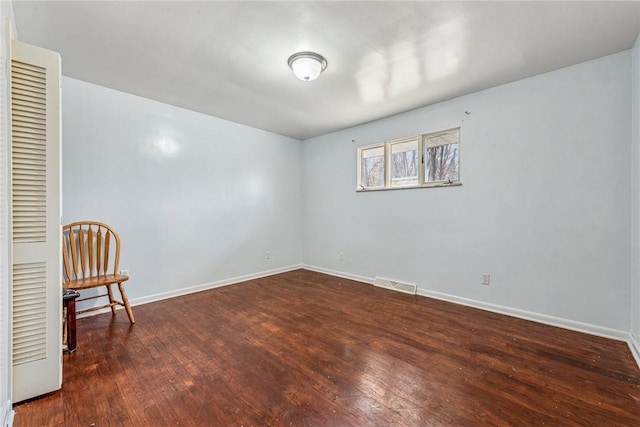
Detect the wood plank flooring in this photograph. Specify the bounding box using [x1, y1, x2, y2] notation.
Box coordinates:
[13, 269, 640, 426]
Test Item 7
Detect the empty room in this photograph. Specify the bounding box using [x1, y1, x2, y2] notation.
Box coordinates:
[2, 0, 640, 425]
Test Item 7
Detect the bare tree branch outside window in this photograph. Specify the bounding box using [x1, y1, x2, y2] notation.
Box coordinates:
[426, 143, 459, 182]
[390, 138, 419, 187]
[360, 145, 385, 188]
[361, 156, 384, 187]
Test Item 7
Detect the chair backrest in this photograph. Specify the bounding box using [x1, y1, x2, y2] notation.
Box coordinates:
[62, 221, 122, 284]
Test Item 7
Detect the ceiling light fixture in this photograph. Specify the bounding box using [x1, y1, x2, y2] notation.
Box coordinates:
[287, 51, 328, 82]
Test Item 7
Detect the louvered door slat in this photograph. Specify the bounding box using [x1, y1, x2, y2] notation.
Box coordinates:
[12, 80, 45, 91]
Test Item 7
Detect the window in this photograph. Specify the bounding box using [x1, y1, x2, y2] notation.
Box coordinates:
[358, 144, 385, 190]
[389, 137, 419, 188]
[357, 127, 461, 191]
[424, 129, 460, 184]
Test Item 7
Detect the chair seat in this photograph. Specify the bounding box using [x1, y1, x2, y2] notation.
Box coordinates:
[64, 274, 129, 290]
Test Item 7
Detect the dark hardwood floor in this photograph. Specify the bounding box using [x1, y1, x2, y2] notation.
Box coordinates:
[13, 269, 640, 426]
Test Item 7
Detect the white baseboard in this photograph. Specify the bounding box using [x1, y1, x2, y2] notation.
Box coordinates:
[301, 264, 373, 285]
[302, 265, 631, 343]
[77, 264, 303, 319]
[416, 287, 629, 342]
[2, 399, 14, 427]
[629, 334, 640, 368]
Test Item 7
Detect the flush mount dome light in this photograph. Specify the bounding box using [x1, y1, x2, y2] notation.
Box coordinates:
[287, 51, 328, 81]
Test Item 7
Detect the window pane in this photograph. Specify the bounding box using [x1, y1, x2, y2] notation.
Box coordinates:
[424, 130, 459, 183]
[390, 138, 419, 187]
[360, 146, 385, 188]
[425, 144, 459, 182]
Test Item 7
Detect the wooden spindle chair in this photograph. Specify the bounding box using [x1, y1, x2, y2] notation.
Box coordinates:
[62, 221, 135, 323]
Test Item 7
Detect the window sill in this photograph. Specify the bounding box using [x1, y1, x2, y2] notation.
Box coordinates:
[356, 181, 462, 192]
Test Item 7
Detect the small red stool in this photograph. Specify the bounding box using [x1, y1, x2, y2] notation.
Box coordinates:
[63, 289, 80, 353]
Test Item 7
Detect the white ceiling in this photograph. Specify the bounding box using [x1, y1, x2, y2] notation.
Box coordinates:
[12, 1, 640, 140]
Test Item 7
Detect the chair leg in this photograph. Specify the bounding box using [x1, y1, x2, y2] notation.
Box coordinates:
[118, 282, 135, 324]
[106, 284, 117, 315]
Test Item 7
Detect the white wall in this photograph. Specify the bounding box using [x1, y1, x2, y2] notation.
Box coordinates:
[303, 51, 632, 332]
[62, 77, 302, 307]
[631, 34, 640, 348]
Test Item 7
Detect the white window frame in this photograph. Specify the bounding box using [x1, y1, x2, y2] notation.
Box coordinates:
[388, 136, 420, 189]
[357, 142, 386, 190]
[357, 127, 461, 192]
[423, 127, 461, 186]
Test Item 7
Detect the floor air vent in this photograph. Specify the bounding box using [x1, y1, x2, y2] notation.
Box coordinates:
[373, 277, 417, 295]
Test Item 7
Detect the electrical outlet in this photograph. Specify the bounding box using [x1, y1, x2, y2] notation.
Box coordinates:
[265, 251, 271, 260]
[339, 252, 344, 262]
[119, 269, 129, 276]
[482, 273, 490, 286]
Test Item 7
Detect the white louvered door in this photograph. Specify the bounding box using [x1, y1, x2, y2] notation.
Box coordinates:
[10, 39, 61, 403]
